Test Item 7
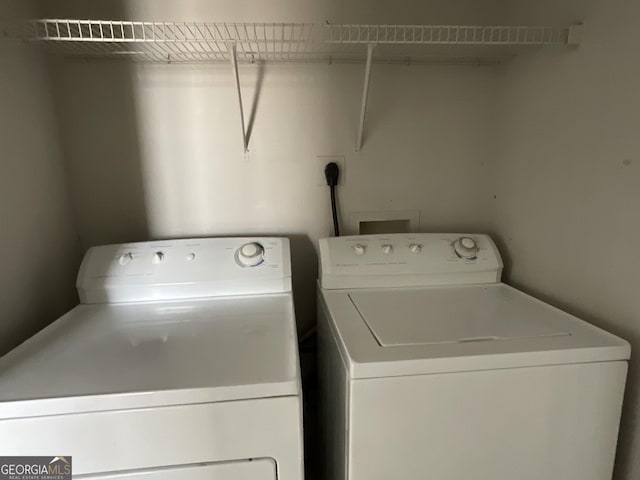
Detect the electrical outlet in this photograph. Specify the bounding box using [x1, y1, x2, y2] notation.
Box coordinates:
[316, 155, 346, 187]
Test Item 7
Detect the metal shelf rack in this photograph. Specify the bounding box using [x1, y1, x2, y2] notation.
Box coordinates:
[10, 19, 583, 152]
[20, 20, 581, 64]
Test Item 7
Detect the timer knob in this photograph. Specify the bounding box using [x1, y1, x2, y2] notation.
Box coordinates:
[153, 251, 165, 264]
[353, 244, 367, 256]
[237, 242, 265, 267]
[381, 244, 393, 255]
[453, 237, 479, 259]
[409, 243, 423, 254]
[119, 252, 133, 265]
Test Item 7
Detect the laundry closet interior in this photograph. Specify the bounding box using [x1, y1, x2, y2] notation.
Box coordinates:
[1, 0, 639, 478]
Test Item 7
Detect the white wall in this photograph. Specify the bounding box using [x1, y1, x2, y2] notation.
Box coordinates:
[43, 0, 503, 335]
[41, 0, 505, 25]
[0, 2, 80, 355]
[51, 62, 498, 337]
[492, 0, 640, 478]
[7, 0, 640, 477]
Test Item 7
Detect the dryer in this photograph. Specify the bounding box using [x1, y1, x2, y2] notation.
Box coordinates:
[318, 233, 629, 480]
[0, 237, 303, 480]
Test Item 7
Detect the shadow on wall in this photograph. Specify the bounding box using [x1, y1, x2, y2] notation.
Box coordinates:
[37, 0, 147, 252]
[42, 1, 319, 339]
[50, 59, 318, 333]
[288, 234, 319, 339]
[47, 37, 149, 246]
[0, 1, 82, 355]
[245, 62, 265, 146]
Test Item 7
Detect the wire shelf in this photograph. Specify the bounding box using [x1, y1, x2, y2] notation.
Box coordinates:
[323, 24, 569, 45]
[15, 20, 580, 64]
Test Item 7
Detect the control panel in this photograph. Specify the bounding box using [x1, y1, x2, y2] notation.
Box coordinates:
[319, 233, 503, 290]
[77, 237, 291, 304]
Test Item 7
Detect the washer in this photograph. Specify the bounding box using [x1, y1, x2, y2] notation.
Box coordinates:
[318, 233, 629, 480]
[0, 237, 303, 480]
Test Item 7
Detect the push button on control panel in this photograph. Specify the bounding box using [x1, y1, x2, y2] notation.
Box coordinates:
[119, 253, 133, 265]
[352, 244, 367, 256]
[152, 251, 165, 264]
[409, 243, 423, 254]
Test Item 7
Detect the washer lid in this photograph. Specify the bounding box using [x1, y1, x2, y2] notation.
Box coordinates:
[0, 294, 300, 419]
[321, 284, 630, 379]
[350, 288, 570, 346]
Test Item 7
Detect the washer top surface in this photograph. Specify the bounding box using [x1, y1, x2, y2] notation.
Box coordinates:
[321, 283, 630, 379]
[351, 287, 569, 346]
[0, 294, 299, 419]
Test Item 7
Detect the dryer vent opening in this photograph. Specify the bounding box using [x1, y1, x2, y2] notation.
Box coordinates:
[359, 219, 411, 235]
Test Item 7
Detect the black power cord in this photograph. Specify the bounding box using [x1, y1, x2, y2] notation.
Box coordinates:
[324, 162, 340, 236]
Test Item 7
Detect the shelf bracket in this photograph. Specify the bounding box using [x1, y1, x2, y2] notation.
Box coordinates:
[567, 24, 584, 46]
[227, 43, 248, 155]
[356, 43, 375, 152]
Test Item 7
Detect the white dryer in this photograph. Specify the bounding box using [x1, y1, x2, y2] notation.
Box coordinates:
[318, 233, 629, 480]
[0, 237, 303, 480]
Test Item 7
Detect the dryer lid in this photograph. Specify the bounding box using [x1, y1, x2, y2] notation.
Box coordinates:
[350, 287, 570, 346]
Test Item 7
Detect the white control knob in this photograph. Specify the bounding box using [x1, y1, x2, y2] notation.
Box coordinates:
[453, 237, 479, 259]
[409, 243, 423, 254]
[353, 244, 367, 256]
[237, 242, 265, 267]
[381, 244, 393, 255]
[186, 253, 196, 262]
[153, 251, 165, 264]
[119, 252, 133, 265]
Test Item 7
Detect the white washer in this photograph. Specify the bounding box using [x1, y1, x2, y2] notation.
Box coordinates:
[0, 237, 304, 480]
[318, 233, 629, 480]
